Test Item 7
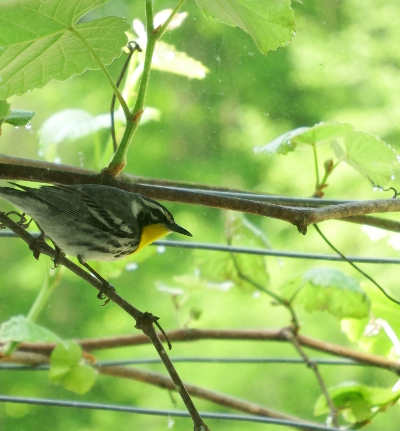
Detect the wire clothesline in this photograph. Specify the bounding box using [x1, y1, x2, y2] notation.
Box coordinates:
[1, 231, 399, 264]
[0, 356, 368, 371]
[0, 394, 350, 431]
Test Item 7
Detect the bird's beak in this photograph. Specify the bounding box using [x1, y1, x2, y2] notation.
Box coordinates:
[169, 223, 192, 237]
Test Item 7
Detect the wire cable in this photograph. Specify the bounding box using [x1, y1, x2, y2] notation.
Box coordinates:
[0, 394, 349, 431]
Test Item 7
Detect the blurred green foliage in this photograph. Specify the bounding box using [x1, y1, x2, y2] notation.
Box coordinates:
[2, 0, 400, 430]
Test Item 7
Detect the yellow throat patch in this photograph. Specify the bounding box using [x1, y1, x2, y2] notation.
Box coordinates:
[135, 224, 171, 254]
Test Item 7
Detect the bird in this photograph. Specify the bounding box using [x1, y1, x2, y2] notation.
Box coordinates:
[0, 182, 192, 297]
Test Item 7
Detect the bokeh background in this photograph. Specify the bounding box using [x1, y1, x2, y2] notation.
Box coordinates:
[2, 0, 400, 430]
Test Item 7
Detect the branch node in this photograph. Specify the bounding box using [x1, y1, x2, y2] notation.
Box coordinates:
[135, 312, 172, 350]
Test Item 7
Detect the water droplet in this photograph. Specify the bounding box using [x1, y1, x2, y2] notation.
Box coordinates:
[14, 126, 19, 130]
[157, 245, 166, 253]
[373, 187, 378, 192]
[253, 291, 261, 298]
[391, 175, 395, 180]
[126, 262, 138, 271]
[54, 157, 62, 164]
[25, 123, 32, 130]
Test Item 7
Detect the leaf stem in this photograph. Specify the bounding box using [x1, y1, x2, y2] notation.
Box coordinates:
[105, 0, 158, 176]
[2, 266, 61, 356]
[312, 144, 320, 188]
[27, 267, 61, 322]
[313, 223, 400, 306]
[319, 160, 339, 189]
[230, 247, 299, 329]
[105, 0, 188, 176]
[69, 27, 131, 120]
[157, 0, 187, 40]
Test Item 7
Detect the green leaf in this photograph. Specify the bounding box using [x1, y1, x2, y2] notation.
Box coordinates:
[254, 126, 307, 155]
[0, 99, 10, 118]
[193, 212, 270, 291]
[330, 131, 397, 186]
[255, 121, 398, 186]
[150, 41, 209, 79]
[0, 315, 62, 343]
[341, 317, 394, 357]
[280, 268, 370, 319]
[0, 0, 130, 98]
[195, 0, 296, 54]
[4, 109, 35, 126]
[49, 341, 97, 394]
[314, 382, 400, 423]
[61, 363, 97, 395]
[39, 108, 160, 149]
[254, 122, 353, 155]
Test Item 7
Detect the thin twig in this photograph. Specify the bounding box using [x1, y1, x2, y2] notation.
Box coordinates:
[230, 247, 300, 329]
[9, 328, 400, 373]
[0, 350, 334, 430]
[283, 329, 339, 428]
[313, 224, 400, 306]
[2, 156, 400, 234]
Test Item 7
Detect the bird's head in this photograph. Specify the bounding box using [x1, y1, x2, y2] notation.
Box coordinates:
[132, 195, 192, 253]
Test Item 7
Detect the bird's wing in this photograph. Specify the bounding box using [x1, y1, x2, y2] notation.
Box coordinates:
[36, 185, 134, 237]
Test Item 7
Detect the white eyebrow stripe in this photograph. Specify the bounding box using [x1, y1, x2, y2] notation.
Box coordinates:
[139, 197, 162, 211]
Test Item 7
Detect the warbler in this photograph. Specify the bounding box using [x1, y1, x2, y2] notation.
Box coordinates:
[0, 183, 191, 282]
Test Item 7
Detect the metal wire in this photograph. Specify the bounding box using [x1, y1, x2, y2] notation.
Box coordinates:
[0, 394, 349, 430]
[155, 239, 400, 264]
[1, 231, 399, 264]
[137, 184, 357, 206]
[0, 357, 365, 371]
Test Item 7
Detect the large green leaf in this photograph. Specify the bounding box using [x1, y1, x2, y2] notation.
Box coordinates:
[0, 315, 61, 343]
[280, 268, 370, 319]
[0, 0, 130, 98]
[331, 131, 397, 186]
[255, 121, 397, 186]
[314, 382, 400, 423]
[195, 0, 295, 54]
